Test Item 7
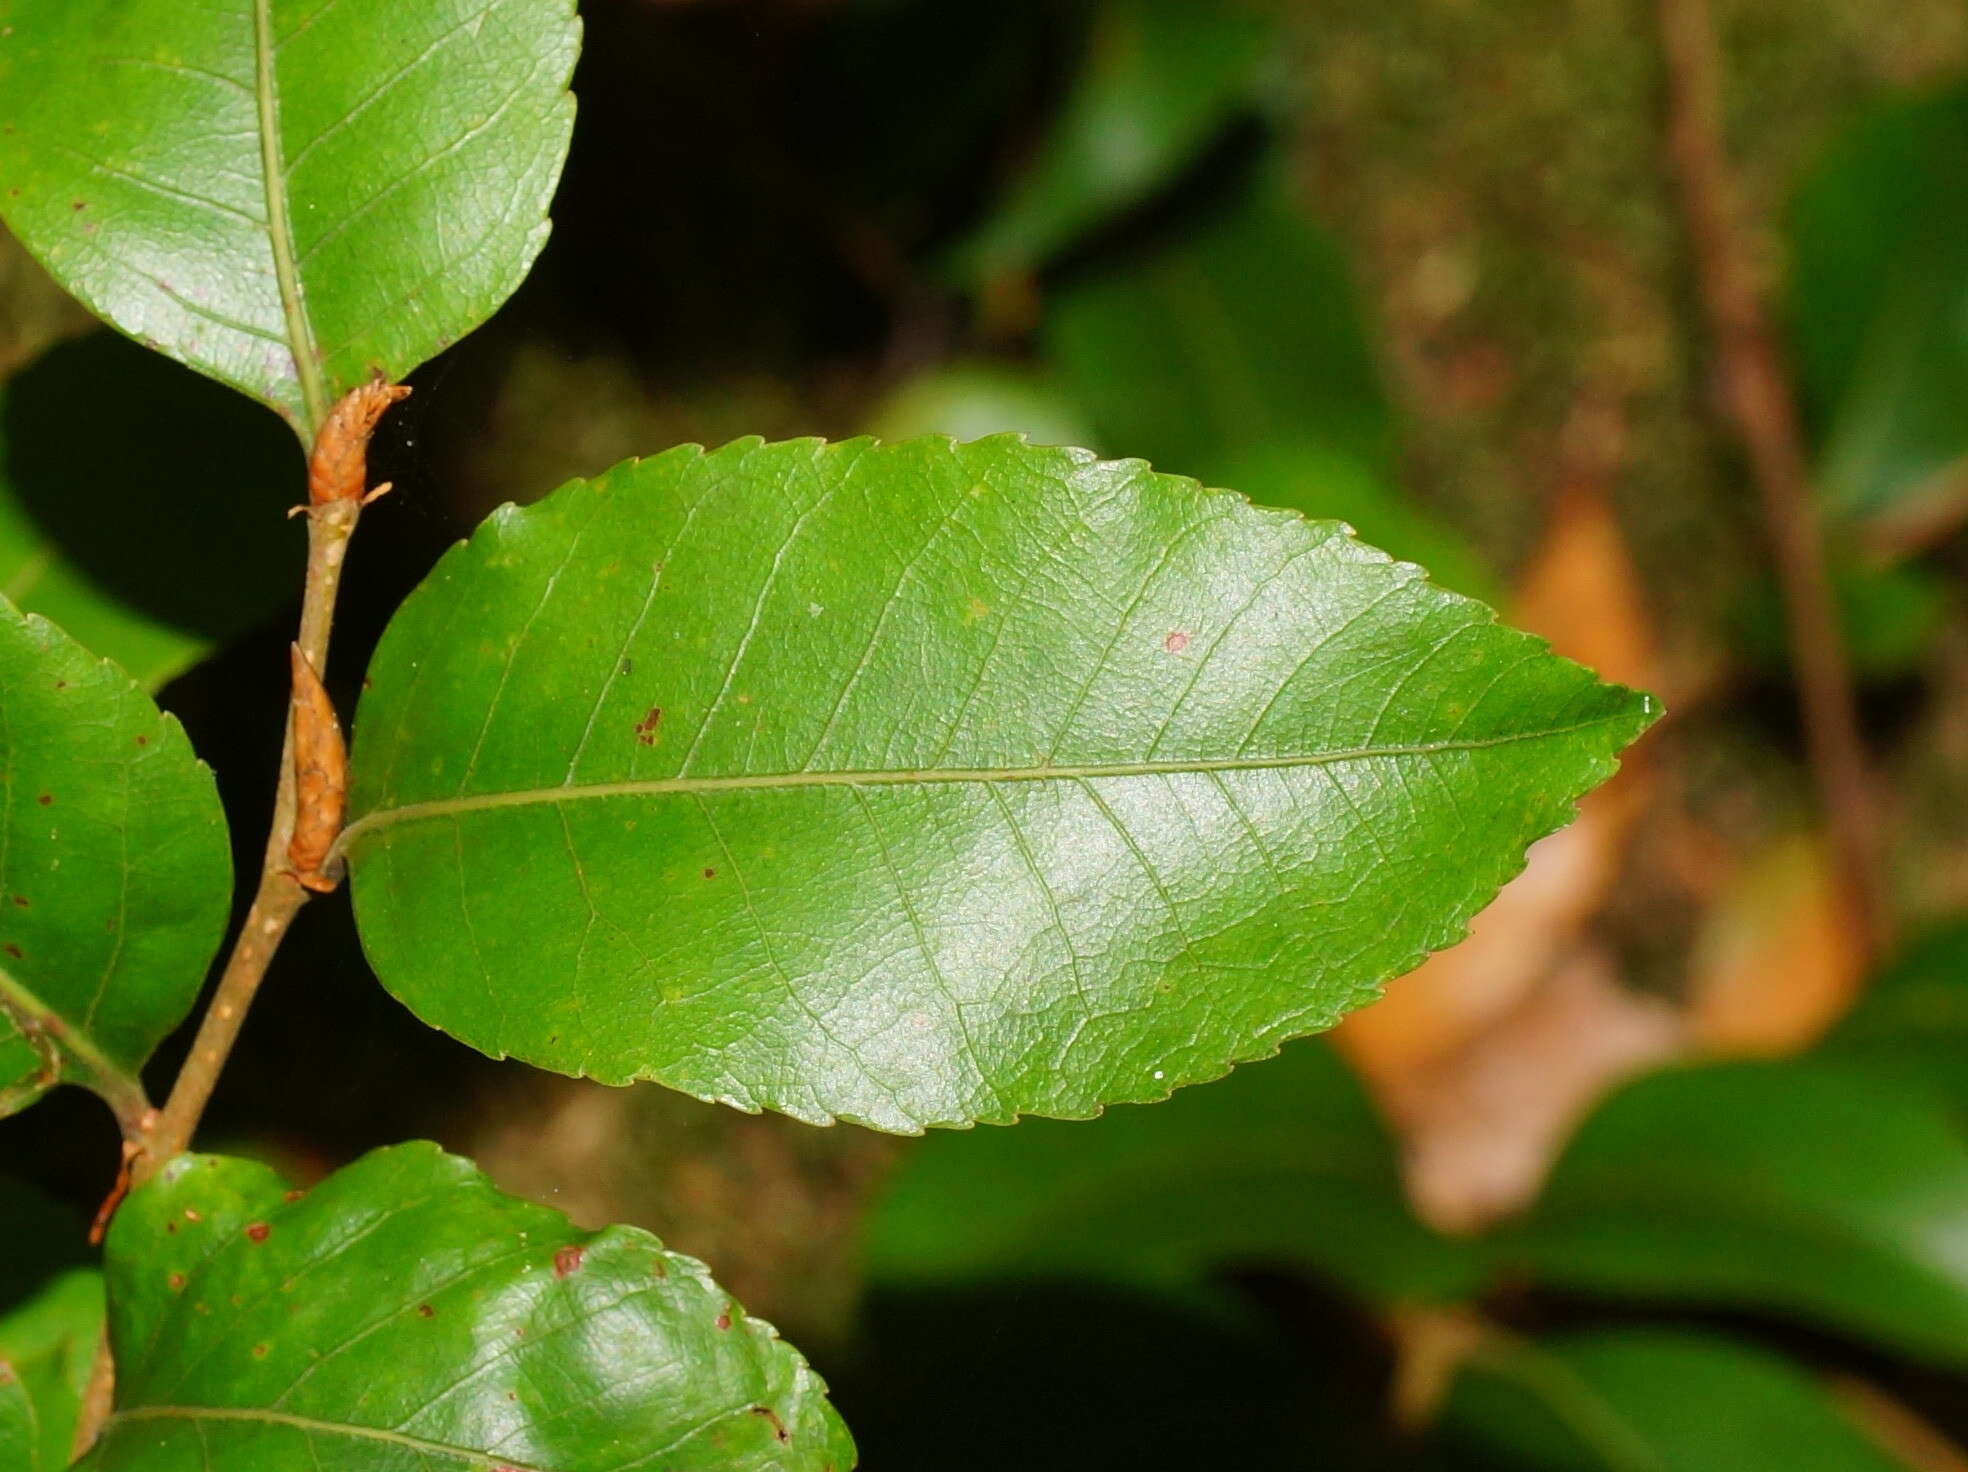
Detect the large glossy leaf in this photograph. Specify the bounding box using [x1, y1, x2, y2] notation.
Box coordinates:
[948, 0, 1269, 283]
[80, 1144, 852, 1470]
[1504, 1059, 1968, 1367]
[867, 1037, 1482, 1306]
[0, 598, 231, 1118]
[343, 435, 1652, 1131]
[1818, 919, 1968, 1120]
[0, 0, 578, 435]
[0, 1270, 104, 1472]
[0, 333, 302, 689]
[1445, 1328, 1903, 1472]
[1789, 85, 1968, 537]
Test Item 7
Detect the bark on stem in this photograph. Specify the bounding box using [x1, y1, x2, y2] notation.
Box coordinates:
[1655, 0, 1888, 959]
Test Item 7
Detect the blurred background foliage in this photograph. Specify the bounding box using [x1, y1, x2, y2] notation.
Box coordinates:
[5, 0, 1968, 1466]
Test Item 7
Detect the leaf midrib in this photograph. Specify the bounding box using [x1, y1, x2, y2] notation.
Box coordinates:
[339, 713, 1632, 856]
[252, 0, 328, 435]
[105, 1405, 552, 1469]
[0, 958, 144, 1108]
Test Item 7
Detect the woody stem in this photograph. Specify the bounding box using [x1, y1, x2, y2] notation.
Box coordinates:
[71, 497, 366, 1459]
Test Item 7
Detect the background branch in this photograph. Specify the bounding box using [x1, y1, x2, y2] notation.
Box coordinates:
[1655, 0, 1890, 961]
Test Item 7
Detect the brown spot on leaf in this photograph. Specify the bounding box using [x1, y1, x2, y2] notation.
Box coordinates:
[183, 1207, 202, 1223]
[4, 945, 21, 959]
[70, 199, 85, 211]
[283, 1189, 305, 1203]
[634, 706, 663, 745]
[751, 1406, 790, 1443]
[135, 735, 148, 747]
[417, 1303, 435, 1319]
[10, 896, 24, 907]
[715, 1311, 733, 1331]
[553, 1244, 584, 1278]
[702, 867, 717, 880]
[1163, 630, 1190, 655]
[245, 1222, 270, 1243]
[167, 1272, 185, 1291]
[651, 1258, 668, 1278]
[35, 793, 51, 806]
[251, 1342, 268, 1358]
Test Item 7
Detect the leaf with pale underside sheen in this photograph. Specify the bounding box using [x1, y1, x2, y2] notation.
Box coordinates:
[79, 1144, 853, 1471]
[0, 1270, 104, 1472]
[0, 598, 231, 1120]
[0, 0, 578, 435]
[344, 435, 1653, 1132]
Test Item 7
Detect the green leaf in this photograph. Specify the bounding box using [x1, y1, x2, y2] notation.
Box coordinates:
[0, 1174, 98, 1472]
[1047, 177, 1395, 479]
[0, 598, 231, 1120]
[1788, 85, 1968, 537]
[1208, 442, 1499, 604]
[80, 1144, 853, 1470]
[0, 0, 578, 436]
[1818, 919, 1968, 1120]
[1445, 1328, 1903, 1472]
[1504, 1059, 1968, 1368]
[866, 361, 1098, 453]
[867, 1036, 1482, 1306]
[948, 0, 1270, 283]
[0, 1270, 104, 1472]
[0, 333, 303, 690]
[344, 435, 1652, 1132]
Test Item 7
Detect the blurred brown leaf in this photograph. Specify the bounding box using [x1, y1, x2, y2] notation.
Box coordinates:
[1398, 948, 1683, 1234]
[1335, 425, 1681, 1231]
[1685, 830, 1867, 1056]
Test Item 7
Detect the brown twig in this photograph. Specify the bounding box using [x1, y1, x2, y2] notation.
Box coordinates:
[70, 380, 405, 1459]
[1655, 0, 1888, 959]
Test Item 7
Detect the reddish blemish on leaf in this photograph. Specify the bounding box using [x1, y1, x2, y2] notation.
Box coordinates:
[635, 706, 663, 745]
[10, 896, 24, 907]
[251, 1343, 268, 1358]
[553, 1244, 584, 1278]
[283, 1189, 306, 1203]
[35, 793, 51, 806]
[183, 1207, 202, 1223]
[715, 1311, 733, 1331]
[417, 1303, 435, 1319]
[245, 1222, 270, 1243]
[167, 1272, 185, 1291]
[1163, 630, 1190, 654]
[751, 1406, 791, 1443]
[4, 944, 23, 959]
[702, 868, 717, 880]
[135, 734, 148, 747]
